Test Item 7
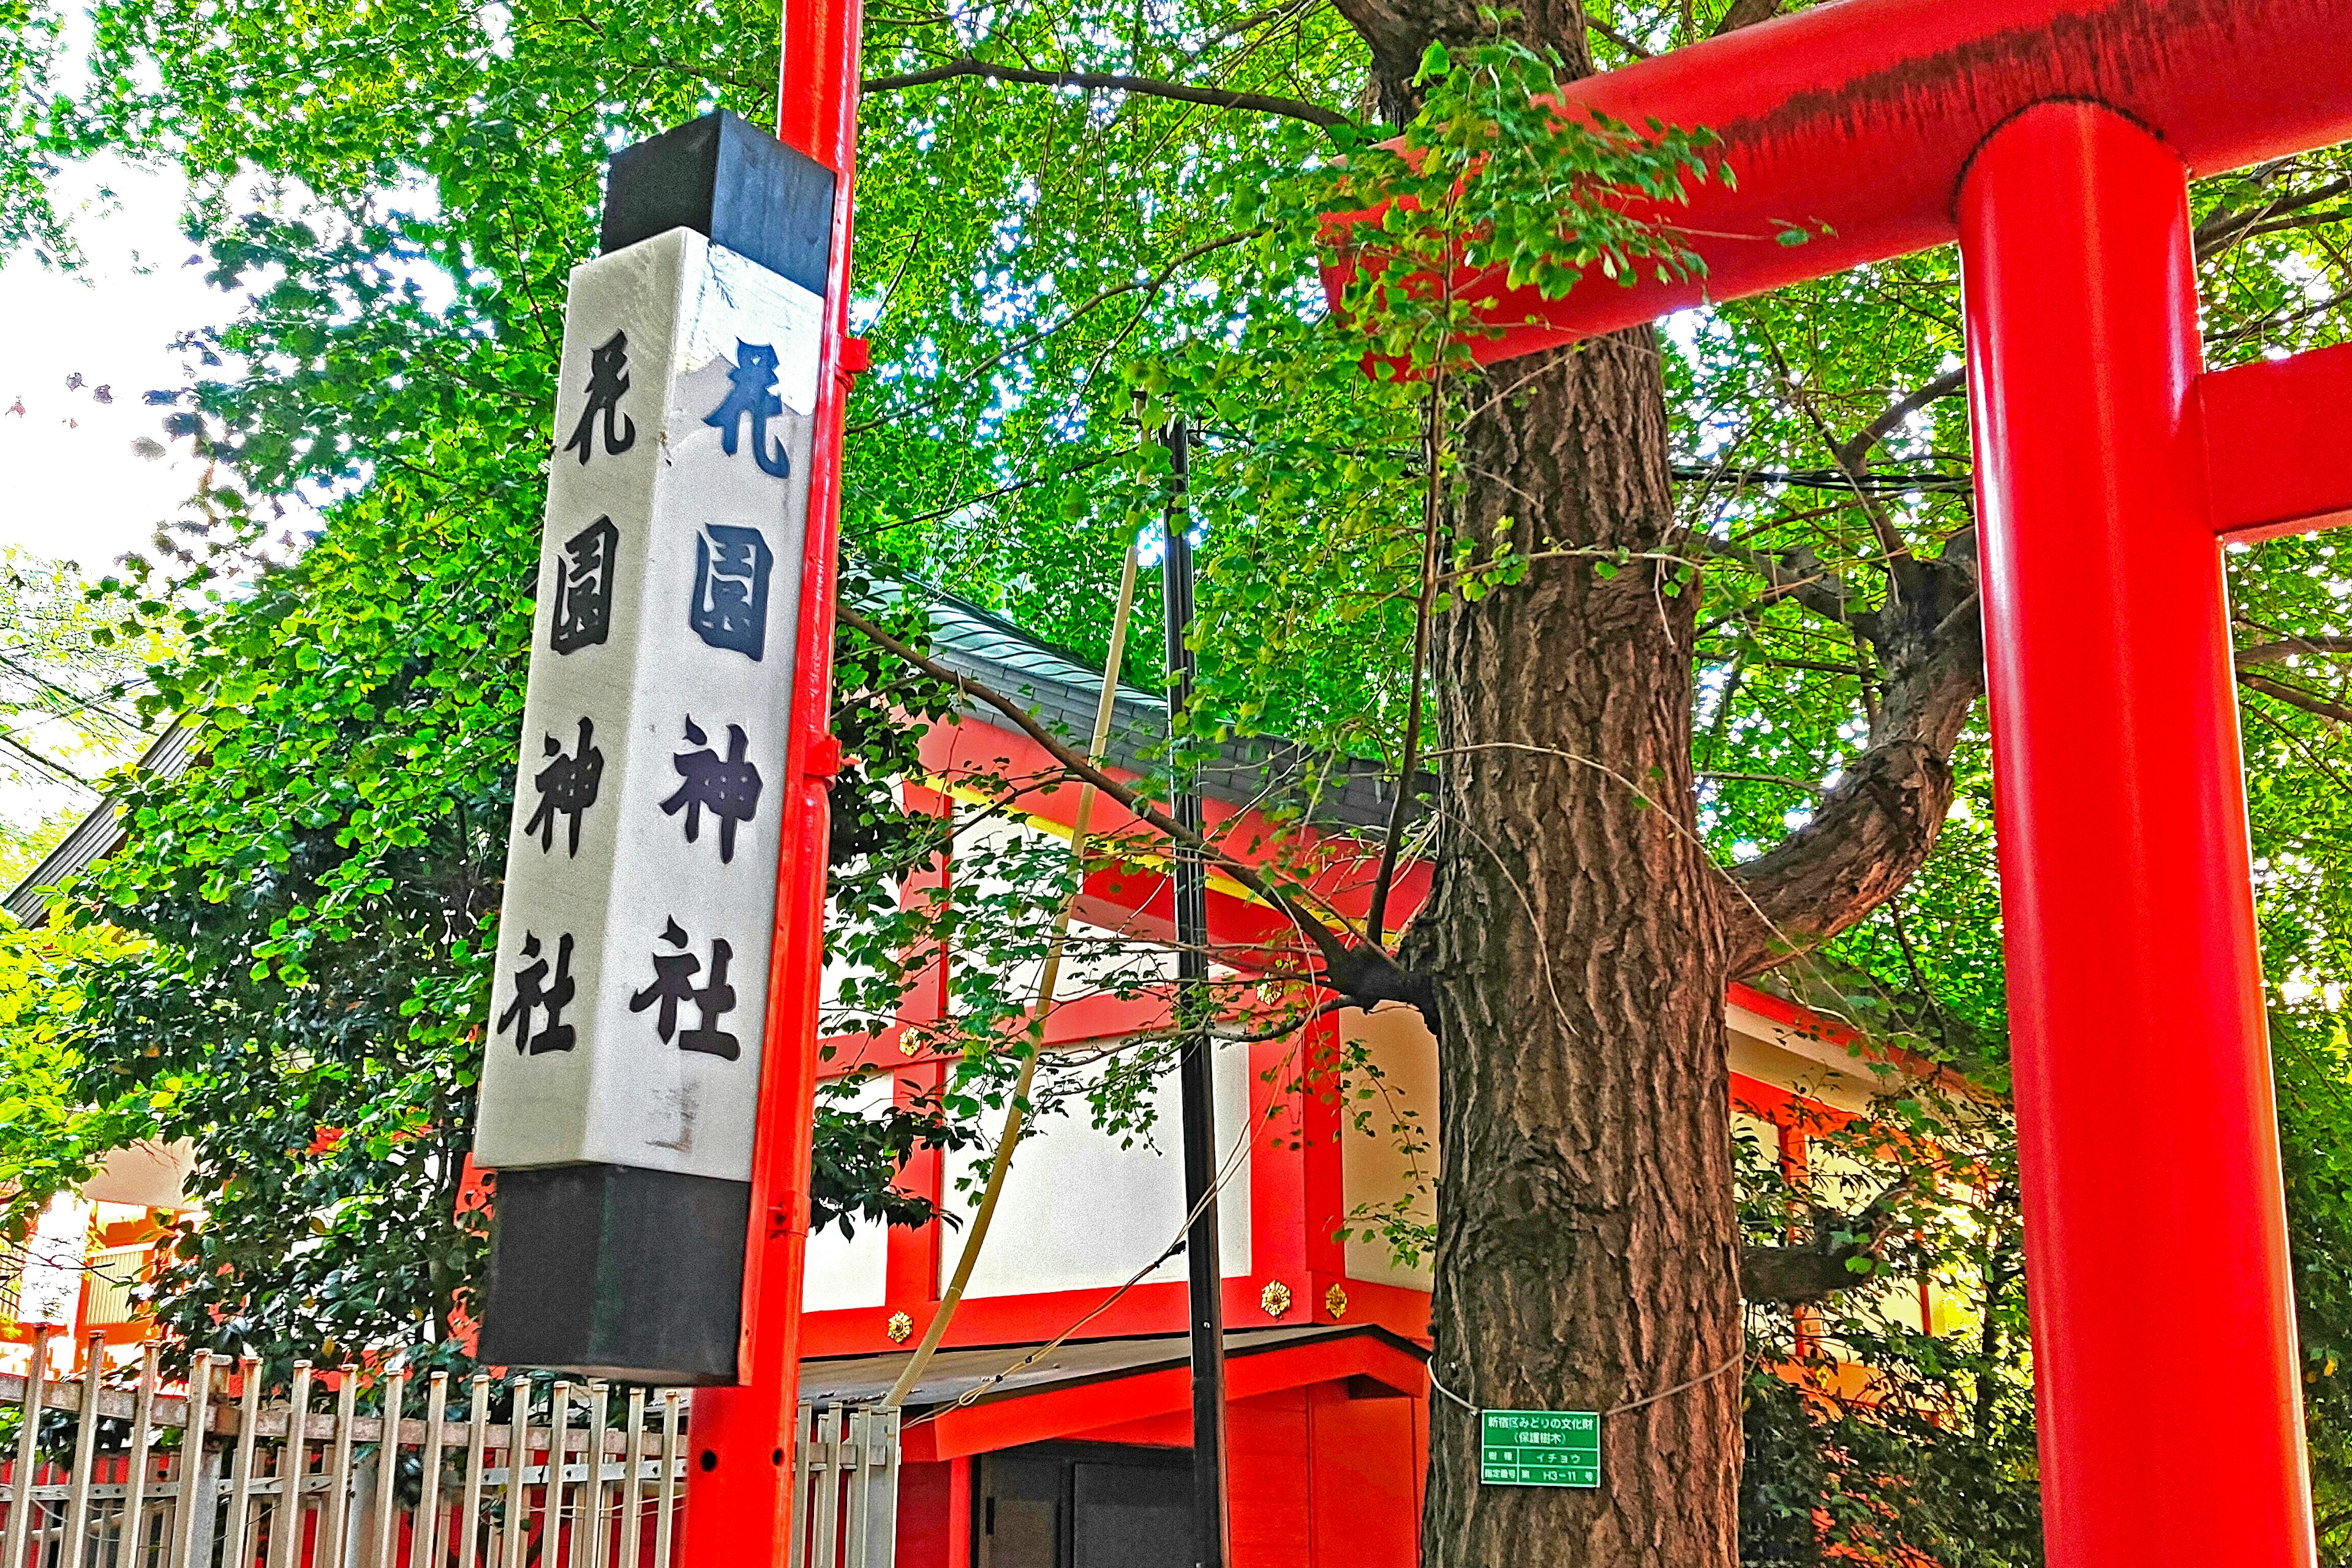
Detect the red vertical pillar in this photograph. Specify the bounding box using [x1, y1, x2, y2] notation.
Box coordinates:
[676, 0, 865, 1558]
[1959, 100, 2313, 1566]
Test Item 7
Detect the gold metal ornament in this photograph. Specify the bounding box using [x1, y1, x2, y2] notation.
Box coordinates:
[1324, 1284, 1349, 1319]
[1260, 1280, 1294, 1319]
[886, 1311, 914, 1344]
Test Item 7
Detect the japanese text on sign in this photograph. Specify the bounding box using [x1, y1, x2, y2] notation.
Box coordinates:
[1480, 1410, 1600, 1489]
[474, 228, 823, 1183]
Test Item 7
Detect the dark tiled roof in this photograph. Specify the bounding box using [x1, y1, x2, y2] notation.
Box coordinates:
[873, 579, 1401, 833]
[2, 723, 198, 925]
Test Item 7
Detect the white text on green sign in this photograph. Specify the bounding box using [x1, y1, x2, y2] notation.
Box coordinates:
[1480, 1409, 1600, 1488]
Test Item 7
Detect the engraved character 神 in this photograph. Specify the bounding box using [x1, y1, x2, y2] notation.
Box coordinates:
[660, 715, 761, 863]
[522, 715, 603, 856]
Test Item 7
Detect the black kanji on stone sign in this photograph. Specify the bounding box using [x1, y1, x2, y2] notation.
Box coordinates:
[562, 330, 637, 464]
[628, 917, 741, 1060]
[550, 516, 620, 654]
[688, 524, 773, 660]
[703, 341, 792, 478]
[497, 931, 578, 1055]
[524, 715, 603, 856]
[661, 715, 761, 863]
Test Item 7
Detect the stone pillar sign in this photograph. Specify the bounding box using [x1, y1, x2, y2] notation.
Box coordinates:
[474, 113, 836, 1384]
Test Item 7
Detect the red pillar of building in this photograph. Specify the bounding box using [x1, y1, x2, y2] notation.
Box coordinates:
[1959, 100, 2315, 1566]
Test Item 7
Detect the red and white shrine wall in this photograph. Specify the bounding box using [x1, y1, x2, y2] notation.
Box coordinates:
[790, 705, 1970, 1359]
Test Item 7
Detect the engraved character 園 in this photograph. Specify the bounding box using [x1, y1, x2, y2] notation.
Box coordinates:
[688, 524, 773, 660]
[549, 516, 620, 654]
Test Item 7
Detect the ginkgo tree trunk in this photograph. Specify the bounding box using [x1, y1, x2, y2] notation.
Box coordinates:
[1305, 4, 1992, 1563]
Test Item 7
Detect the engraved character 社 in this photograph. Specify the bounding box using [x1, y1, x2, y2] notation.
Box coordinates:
[628, 917, 742, 1060]
[497, 932, 578, 1055]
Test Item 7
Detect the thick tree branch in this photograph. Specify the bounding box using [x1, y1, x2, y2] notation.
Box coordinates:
[1741, 1184, 1914, 1304]
[1585, 14, 1652, 56]
[2239, 669, 2352, 726]
[1719, 538, 1986, 978]
[2236, 634, 2352, 666]
[860, 58, 1349, 126]
[1692, 535, 1877, 633]
[1831, 367, 1967, 472]
[1739, 1243, 1880, 1305]
[1709, 0, 1779, 36]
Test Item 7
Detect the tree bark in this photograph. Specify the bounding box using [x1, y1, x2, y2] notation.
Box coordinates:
[1314, 7, 1992, 1564]
[1409, 338, 1743, 1566]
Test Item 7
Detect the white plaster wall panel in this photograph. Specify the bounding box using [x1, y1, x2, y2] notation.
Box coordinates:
[945, 812, 1174, 1014]
[475, 229, 822, 1182]
[940, 1044, 1251, 1298]
[802, 1074, 894, 1310]
[1336, 1004, 1439, 1291]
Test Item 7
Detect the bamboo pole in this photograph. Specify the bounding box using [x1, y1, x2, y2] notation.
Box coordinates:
[881, 541, 1144, 1408]
[319, 1367, 358, 1568]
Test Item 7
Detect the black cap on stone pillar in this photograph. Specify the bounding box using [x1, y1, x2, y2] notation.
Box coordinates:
[600, 110, 838, 297]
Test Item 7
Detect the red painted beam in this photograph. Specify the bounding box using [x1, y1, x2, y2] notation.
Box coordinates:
[2202, 344, 2352, 541]
[902, 1332, 1431, 1461]
[1325, 0, 2352, 362]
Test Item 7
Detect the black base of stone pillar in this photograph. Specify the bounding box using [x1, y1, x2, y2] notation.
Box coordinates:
[478, 1164, 748, 1385]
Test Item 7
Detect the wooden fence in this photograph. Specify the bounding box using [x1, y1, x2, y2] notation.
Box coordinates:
[1, 1330, 687, 1568]
[0, 1330, 902, 1568]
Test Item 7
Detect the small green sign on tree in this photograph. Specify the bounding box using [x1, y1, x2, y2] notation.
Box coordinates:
[1480, 1409, 1601, 1488]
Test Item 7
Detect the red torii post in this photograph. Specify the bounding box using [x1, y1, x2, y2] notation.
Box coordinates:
[1328, 1, 2352, 1562]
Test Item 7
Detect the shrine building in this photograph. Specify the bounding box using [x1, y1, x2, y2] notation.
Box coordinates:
[0, 586, 1964, 1566]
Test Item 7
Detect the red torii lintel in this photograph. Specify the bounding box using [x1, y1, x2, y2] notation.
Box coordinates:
[1322, 3, 2352, 1565]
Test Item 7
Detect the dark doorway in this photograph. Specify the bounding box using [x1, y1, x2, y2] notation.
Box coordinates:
[976, 1444, 1195, 1568]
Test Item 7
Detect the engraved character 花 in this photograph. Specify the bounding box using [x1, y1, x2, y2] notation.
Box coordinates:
[628, 917, 742, 1060]
[523, 715, 603, 856]
[562, 330, 637, 464]
[497, 932, 578, 1055]
[661, 715, 762, 864]
[549, 516, 620, 654]
[703, 341, 792, 478]
[688, 524, 773, 660]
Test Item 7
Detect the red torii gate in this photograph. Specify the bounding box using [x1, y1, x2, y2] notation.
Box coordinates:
[687, 0, 2352, 1563]
[1397, 1, 2352, 1562]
